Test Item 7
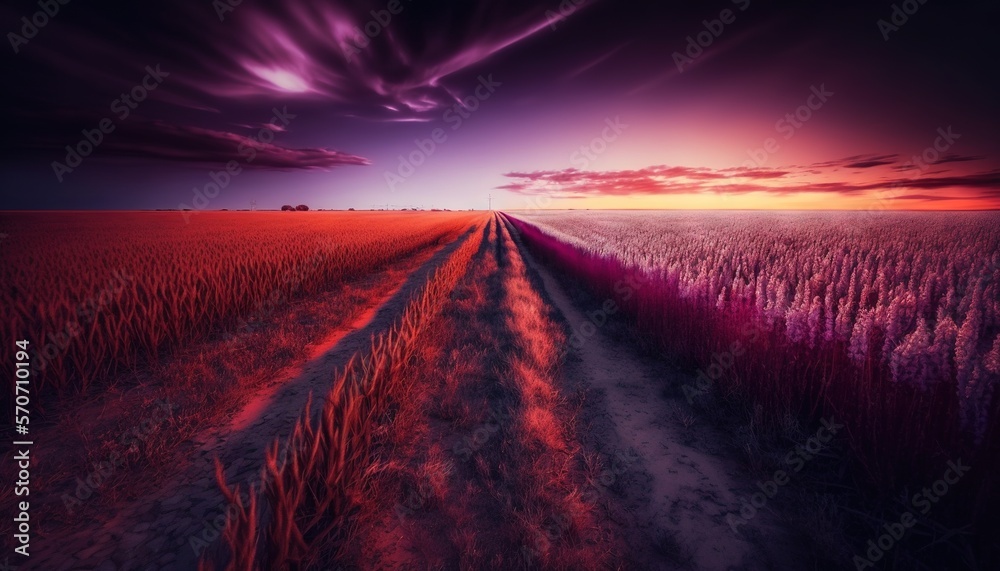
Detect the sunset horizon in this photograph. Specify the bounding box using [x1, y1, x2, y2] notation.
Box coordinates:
[3, 0, 998, 212]
[2, 1, 998, 570]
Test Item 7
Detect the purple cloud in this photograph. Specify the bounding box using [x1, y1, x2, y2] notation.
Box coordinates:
[499, 164, 1000, 200]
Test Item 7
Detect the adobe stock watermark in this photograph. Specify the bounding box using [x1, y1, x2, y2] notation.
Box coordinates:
[383, 74, 501, 191]
[521, 192, 555, 217]
[877, 0, 932, 41]
[189, 436, 311, 556]
[868, 126, 960, 213]
[51, 65, 170, 182]
[727, 416, 843, 534]
[342, 0, 414, 61]
[546, 0, 588, 30]
[980, 257, 1000, 289]
[852, 459, 971, 570]
[28, 269, 135, 377]
[907, 126, 961, 172]
[522, 447, 640, 566]
[672, 0, 751, 72]
[520, 116, 628, 213]
[451, 406, 512, 461]
[179, 106, 297, 222]
[60, 399, 174, 514]
[683, 319, 776, 403]
[556, 270, 649, 360]
[742, 84, 833, 168]
[7, 0, 72, 54]
[571, 116, 628, 169]
[393, 471, 440, 523]
[212, 0, 245, 22]
[222, 239, 338, 352]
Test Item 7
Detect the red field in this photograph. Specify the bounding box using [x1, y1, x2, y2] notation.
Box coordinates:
[1, 211, 997, 570]
[0, 212, 478, 400]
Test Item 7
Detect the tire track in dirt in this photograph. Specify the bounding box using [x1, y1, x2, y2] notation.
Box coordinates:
[502, 214, 804, 570]
[349, 214, 613, 570]
[349, 214, 523, 569]
[26, 225, 479, 571]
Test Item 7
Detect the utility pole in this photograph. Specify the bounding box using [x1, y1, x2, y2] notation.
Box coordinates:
[250, 200, 256, 212]
[489, 194, 492, 211]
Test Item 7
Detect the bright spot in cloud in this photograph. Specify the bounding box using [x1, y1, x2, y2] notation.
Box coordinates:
[247, 65, 311, 93]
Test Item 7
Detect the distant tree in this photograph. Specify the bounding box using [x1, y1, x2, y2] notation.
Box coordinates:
[348, 207, 355, 211]
[281, 205, 294, 211]
[296, 204, 309, 211]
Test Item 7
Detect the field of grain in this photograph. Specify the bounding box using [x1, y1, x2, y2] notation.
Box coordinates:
[509, 210, 999, 567]
[3, 210, 997, 571]
[202, 215, 488, 570]
[0, 212, 477, 402]
[510, 211, 1000, 445]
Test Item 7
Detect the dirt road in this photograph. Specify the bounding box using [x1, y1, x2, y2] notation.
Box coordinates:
[343, 213, 805, 570]
[504, 214, 804, 570]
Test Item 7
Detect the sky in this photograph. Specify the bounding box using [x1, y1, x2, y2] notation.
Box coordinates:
[1, 0, 998, 211]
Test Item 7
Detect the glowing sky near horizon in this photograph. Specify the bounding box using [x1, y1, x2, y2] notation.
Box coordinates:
[1, 0, 998, 210]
